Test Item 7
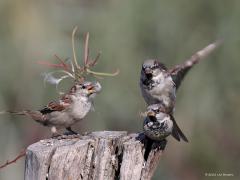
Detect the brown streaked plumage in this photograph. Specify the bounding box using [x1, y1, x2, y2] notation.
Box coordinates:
[5, 81, 101, 136]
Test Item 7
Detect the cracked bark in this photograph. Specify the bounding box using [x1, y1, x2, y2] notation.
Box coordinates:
[24, 131, 166, 180]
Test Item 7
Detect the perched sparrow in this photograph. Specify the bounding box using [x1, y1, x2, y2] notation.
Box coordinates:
[143, 104, 188, 142]
[7, 81, 101, 136]
[140, 41, 221, 113]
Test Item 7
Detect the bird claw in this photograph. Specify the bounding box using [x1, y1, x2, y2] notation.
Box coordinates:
[55, 134, 81, 140]
[51, 133, 62, 139]
[65, 127, 79, 135]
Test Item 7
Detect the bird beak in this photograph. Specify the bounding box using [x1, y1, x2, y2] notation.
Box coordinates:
[147, 111, 156, 117]
[144, 68, 153, 79]
[87, 82, 102, 95]
[88, 89, 96, 94]
[144, 68, 152, 75]
[87, 85, 96, 94]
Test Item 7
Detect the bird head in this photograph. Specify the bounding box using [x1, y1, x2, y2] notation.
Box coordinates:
[146, 103, 169, 120]
[146, 104, 160, 121]
[141, 59, 167, 80]
[71, 81, 101, 98]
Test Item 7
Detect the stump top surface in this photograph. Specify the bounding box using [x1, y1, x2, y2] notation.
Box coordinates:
[25, 131, 165, 180]
[90, 131, 127, 138]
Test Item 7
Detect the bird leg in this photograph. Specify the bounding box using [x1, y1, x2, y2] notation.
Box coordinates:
[51, 126, 61, 138]
[66, 127, 78, 135]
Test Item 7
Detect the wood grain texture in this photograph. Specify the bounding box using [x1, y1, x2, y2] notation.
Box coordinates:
[25, 131, 167, 180]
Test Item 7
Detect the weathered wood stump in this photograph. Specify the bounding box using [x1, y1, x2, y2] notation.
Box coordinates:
[24, 131, 167, 180]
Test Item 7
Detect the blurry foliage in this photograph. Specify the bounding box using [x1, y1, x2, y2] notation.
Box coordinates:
[0, 0, 240, 179]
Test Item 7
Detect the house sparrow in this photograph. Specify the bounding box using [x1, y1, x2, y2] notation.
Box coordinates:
[140, 41, 221, 113]
[7, 81, 101, 136]
[140, 59, 175, 113]
[143, 104, 188, 142]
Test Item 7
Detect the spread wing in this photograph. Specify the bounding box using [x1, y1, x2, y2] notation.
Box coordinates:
[40, 95, 72, 114]
[169, 40, 221, 90]
[169, 62, 196, 90]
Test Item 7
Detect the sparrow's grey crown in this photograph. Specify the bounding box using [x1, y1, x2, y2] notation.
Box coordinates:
[142, 59, 167, 72]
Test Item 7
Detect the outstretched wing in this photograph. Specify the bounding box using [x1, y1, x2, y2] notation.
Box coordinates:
[169, 63, 193, 90]
[169, 40, 222, 90]
[170, 115, 188, 142]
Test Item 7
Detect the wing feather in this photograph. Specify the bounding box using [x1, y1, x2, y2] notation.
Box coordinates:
[40, 95, 72, 114]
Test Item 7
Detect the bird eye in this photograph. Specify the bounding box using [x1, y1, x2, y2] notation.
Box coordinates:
[82, 85, 86, 89]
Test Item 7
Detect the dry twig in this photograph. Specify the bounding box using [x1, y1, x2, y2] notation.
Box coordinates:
[0, 149, 26, 169]
[38, 26, 119, 90]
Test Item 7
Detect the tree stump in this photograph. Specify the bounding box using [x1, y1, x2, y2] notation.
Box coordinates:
[24, 131, 167, 180]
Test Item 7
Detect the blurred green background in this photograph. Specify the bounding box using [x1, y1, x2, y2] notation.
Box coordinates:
[0, 0, 240, 179]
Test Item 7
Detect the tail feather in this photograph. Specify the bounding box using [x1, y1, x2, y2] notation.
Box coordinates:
[0, 110, 47, 126]
[171, 126, 181, 141]
[171, 115, 189, 142]
[0, 110, 29, 115]
[0, 110, 26, 115]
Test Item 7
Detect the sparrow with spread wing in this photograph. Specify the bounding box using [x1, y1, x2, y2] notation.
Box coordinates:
[140, 41, 222, 114]
[6, 81, 101, 136]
